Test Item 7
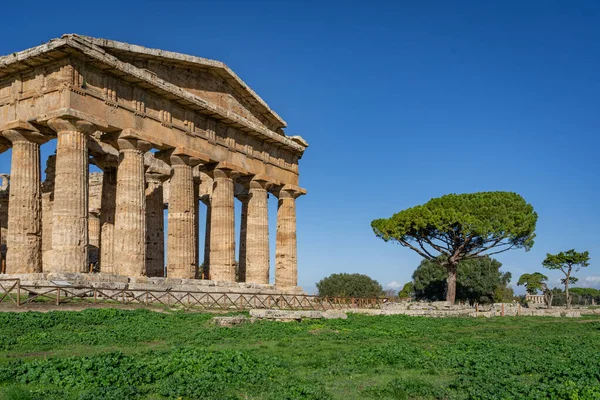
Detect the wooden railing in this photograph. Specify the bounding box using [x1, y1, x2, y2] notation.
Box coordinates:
[0, 279, 386, 310]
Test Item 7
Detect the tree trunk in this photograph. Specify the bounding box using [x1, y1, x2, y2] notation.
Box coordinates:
[446, 264, 458, 304]
[565, 281, 570, 309]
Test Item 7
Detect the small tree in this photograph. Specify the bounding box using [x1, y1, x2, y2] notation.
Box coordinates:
[517, 272, 548, 295]
[316, 273, 383, 298]
[543, 250, 590, 308]
[398, 282, 414, 300]
[517, 273, 553, 307]
[372, 192, 537, 304]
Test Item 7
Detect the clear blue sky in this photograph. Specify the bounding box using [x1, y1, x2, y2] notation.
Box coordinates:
[1, 0, 598, 294]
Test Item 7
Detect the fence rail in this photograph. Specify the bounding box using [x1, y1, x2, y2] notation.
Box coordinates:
[0, 279, 386, 311]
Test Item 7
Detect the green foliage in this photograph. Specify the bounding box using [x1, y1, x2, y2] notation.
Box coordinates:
[372, 191, 537, 303]
[517, 272, 549, 295]
[316, 273, 383, 298]
[398, 282, 414, 299]
[543, 249, 590, 308]
[412, 257, 511, 304]
[0, 309, 599, 399]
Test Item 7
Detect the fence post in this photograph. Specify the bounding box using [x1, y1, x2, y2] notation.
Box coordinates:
[16, 280, 21, 306]
[93, 287, 97, 304]
[56, 288, 60, 305]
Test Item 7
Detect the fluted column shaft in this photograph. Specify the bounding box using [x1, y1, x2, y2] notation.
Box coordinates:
[41, 155, 56, 270]
[47, 118, 94, 273]
[88, 211, 100, 269]
[2, 130, 42, 273]
[146, 174, 165, 277]
[99, 168, 117, 273]
[202, 197, 212, 279]
[246, 181, 270, 284]
[238, 197, 248, 282]
[167, 160, 196, 278]
[209, 168, 236, 281]
[113, 139, 148, 276]
[275, 191, 298, 287]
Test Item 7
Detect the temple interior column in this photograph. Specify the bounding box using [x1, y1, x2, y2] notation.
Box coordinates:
[2, 126, 45, 273]
[208, 166, 236, 282]
[88, 211, 100, 271]
[145, 172, 167, 277]
[46, 117, 95, 273]
[166, 154, 198, 279]
[99, 166, 117, 274]
[113, 137, 150, 276]
[41, 155, 56, 270]
[274, 187, 303, 288]
[0, 175, 8, 273]
[199, 171, 213, 280]
[245, 178, 271, 284]
[236, 191, 249, 282]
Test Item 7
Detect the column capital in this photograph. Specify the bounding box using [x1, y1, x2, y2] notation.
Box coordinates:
[272, 184, 307, 199]
[203, 161, 247, 180]
[38, 108, 108, 134]
[145, 171, 170, 184]
[156, 147, 208, 167]
[238, 174, 277, 191]
[1, 120, 48, 144]
[116, 137, 152, 152]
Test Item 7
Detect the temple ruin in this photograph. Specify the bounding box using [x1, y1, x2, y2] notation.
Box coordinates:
[0, 35, 307, 289]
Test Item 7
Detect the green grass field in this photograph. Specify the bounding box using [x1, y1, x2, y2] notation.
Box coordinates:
[0, 309, 599, 400]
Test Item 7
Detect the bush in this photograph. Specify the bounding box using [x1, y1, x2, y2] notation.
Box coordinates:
[316, 273, 383, 298]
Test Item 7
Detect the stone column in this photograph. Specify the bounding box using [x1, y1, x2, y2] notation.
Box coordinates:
[88, 210, 100, 271]
[0, 175, 9, 272]
[113, 138, 151, 276]
[244, 178, 271, 284]
[199, 171, 213, 280]
[47, 117, 95, 273]
[237, 195, 249, 282]
[274, 186, 304, 288]
[99, 167, 117, 274]
[193, 172, 201, 278]
[166, 155, 198, 279]
[146, 172, 167, 277]
[41, 155, 56, 270]
[2, 128, 45, 273]
[208, 166, 236, 282]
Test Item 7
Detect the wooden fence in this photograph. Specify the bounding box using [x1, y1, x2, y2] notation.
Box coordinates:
[0, 279, 386, 311]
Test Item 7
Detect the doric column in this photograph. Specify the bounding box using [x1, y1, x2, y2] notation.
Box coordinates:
[88, 210, 100, 271]
[41, 155, 56, 271]
[237, 195, 249, 282]
[193, 172, 201, 278]
[46, 117, 96, 273]
[2, 126, 46, 273]
[0, 175, 9, 272]
[244, 177, 271, 284]
[199, 171, 213, 280]
[274, 185, 305, 288]
[207, 165, 237, 282]
[113, 137, 151, 276]
[99, 166, 117, 274]
[166, 154, 199, 279]
[145, 172, 167, 277]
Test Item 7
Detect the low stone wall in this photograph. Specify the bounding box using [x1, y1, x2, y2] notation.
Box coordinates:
[0, 272, 305, 295]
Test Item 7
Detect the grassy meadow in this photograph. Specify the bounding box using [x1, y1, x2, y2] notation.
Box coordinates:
[0, 309, 599, 399]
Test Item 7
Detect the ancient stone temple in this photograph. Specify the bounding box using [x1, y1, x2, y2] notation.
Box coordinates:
[0, 35, 307, 289]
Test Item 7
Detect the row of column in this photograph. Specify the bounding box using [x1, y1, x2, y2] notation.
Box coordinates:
[1, 117, 302, 287]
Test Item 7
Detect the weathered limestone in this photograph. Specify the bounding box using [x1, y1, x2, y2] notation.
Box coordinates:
[236, 187, 249, 282]
[199, 171, 213, 279]
[145, 172, 167, 277]
[46, 117, 96, 273]
[0, 175, 9, 270]
[0, 36, 307, 288]
[166, 154, 200, 279]
[99, 166, 117, 273]
[2, 125, 45, 273]
[41, 156, 56, 270]
[208, 165, 237, 282]
[274, 186, 305, 288]
[113, 137, 151, 276]
[242, 177, 271, 284]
